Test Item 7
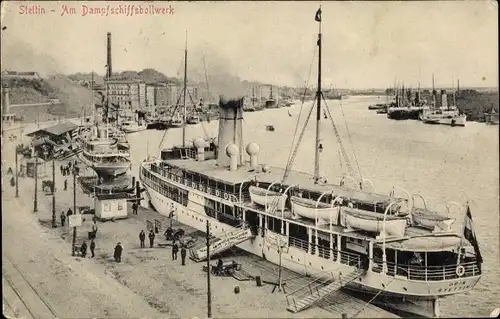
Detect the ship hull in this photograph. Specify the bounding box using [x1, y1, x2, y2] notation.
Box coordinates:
[77, 151, 130, 178]
[122, 125, 147, 133]
[387, 109, 421, 120]
[422, 116, 466, 127]
[140, 167, 481, 317]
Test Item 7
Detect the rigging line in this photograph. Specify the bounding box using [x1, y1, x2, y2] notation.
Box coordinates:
[322, 95, 356, 178]
[284, 46, 318, 174]
[282, 99, 316, 182]
[338, 98, 362, 179]
[350, 277, 396, 318]
[202, 55, 211, 99]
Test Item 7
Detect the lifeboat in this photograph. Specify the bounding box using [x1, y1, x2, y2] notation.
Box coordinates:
[249, 186, 287, 211]
[411, 208, 456, 232]
[290, 196, 340, 223]
[341, 207, 408, 238]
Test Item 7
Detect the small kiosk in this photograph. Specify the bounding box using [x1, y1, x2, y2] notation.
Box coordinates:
[94, 193, 129, 221]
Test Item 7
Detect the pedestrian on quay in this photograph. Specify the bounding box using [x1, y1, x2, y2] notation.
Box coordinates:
[64, 179, 68, 191]
[10, 176, 15, 187]
[80, 241, 88, 257]
[90, 239, 96, 258]
[139, 230, 146, 248]
[67, 207, 73, 216]
[132, 201, 138, 215]
[68, 161, 72, 170]
[91, 222, 98, 239]
[60, 211, 66, 227]
[172, 241, 179, 260]
[180, 246, 187, 266]
[148, 229, 155, 248]
[114, 242, 123, 262]
[60, 165, 64, 175]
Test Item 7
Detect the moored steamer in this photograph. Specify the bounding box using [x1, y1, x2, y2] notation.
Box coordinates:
[139, 10, 483, 318]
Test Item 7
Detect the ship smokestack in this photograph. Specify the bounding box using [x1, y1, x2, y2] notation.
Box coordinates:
[441, 90, 447, 108]
[194, 137, 206, 161]
[246, 142, 260, 169]
[107, 32, 112, 78]
[2, 85, 11, 115]
[217, 96, 244, 167]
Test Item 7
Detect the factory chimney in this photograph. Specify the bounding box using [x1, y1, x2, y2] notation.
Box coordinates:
[2, 84, 11, 115]
[217, 96, 244, 169]
[106, 32, 112, 78]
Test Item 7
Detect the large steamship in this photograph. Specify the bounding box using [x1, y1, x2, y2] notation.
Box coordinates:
[139, 9, 483, 317]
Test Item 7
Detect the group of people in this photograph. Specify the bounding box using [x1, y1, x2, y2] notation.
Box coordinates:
[60, 160, 79, 177]
[77, 239, 97, 258]
[138, 228, 188, 266]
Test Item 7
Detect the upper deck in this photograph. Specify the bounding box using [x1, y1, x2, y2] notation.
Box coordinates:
[164, 156, 401, 206]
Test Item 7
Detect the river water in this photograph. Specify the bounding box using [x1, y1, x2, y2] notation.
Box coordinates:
[18, 95, 496, 317]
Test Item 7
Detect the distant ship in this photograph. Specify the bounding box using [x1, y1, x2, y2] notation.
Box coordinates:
[121, 119, 147, 133]
[420, 89, 466, 127]
[77, 125, 131, 179]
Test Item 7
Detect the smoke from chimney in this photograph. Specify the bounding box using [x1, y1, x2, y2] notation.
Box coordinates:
[107, 32, 112, 78]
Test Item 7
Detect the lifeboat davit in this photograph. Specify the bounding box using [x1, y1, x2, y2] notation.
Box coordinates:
[341, 207, 408, 238]
[411, 208, 456, 232]
[290, 196, 340, 223]
[249, 186, 287, 212]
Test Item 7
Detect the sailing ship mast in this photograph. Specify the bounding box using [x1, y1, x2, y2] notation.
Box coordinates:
[182, 31, 188, 147]
[313, 6, 322, 183]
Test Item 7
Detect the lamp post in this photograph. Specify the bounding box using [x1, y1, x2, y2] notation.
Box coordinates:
[15, 144, 20, 198]
[206, 220, 212, 318]
[71, 166, 78, 256]
[34, 154, 38, 212]
[51, 159, 56, 228]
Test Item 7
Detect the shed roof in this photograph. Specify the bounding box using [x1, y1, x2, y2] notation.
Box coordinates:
[27, 122, 78, 137]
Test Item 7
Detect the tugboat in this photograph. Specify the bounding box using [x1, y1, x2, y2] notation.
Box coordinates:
[140, 9, 483, 318]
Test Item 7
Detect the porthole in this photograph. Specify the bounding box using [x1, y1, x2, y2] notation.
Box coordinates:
[321, 266, 324, 270]
[309, 262, 312, 266]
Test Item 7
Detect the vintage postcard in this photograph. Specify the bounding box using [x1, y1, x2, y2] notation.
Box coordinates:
[1, 1, 498, 318]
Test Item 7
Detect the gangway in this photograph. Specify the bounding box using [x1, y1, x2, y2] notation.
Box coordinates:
[189, 223, 255, 262]
[286, 267, 364, 313]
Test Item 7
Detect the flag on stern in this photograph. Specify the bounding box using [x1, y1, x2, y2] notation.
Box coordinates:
[463, 204, 483, 265]
[315, 8, 322, 22]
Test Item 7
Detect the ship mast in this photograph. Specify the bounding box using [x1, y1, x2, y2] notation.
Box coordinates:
[432, 73, 436, 109]
[314, 6, 322, 183]
[182, 31, 188, 147]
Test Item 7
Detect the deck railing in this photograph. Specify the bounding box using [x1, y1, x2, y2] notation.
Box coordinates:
[288, 237, 362, 268]
[149, 163, 239, 202]
[372, 258, 480, 281]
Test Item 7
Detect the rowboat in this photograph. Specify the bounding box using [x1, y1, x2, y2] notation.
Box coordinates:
[341, 207, 408, 238]
[290, 196, 340, 223]
[411, 208, 456, 232]
[249, 186, 287, 212]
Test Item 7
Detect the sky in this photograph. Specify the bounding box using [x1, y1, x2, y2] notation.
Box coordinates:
[0, 0, 498, 89]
